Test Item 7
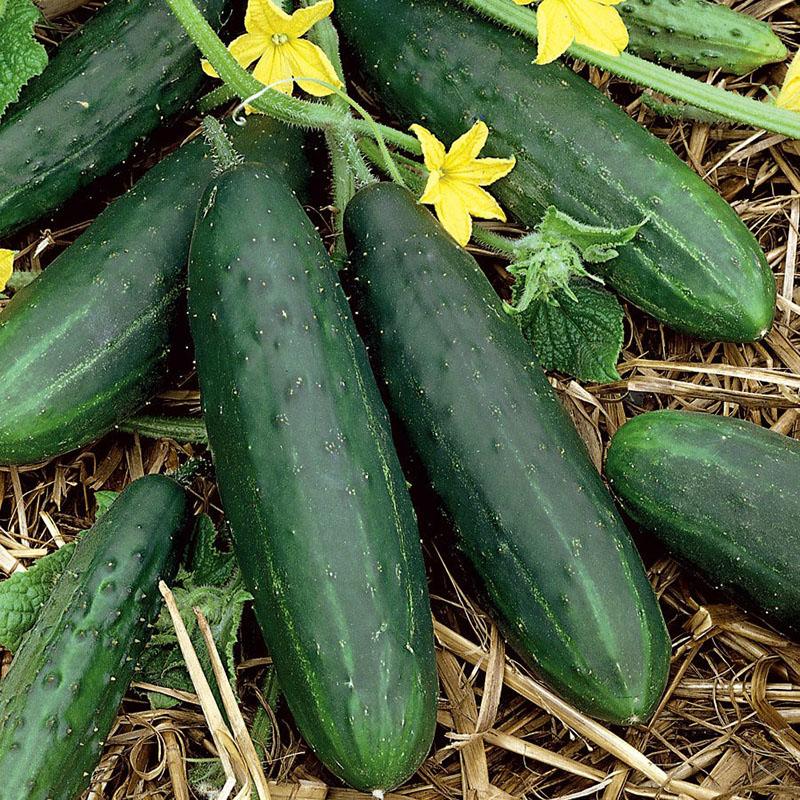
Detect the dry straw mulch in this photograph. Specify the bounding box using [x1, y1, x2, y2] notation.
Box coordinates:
[2, 0, 800, 798]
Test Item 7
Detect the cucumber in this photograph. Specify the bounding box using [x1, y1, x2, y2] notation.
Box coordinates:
[188, 165, 437, 791]
[606, 410, 800, 632]
[622, 0, 786, 74]
[0, 119, 308, 466]
[335, 0, 776, 343]
[344, 182, 670, 725]
[0, 475, 190, 800]
[0, 0, 225, 238]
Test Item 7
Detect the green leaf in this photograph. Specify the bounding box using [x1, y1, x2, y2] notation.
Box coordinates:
[537, 206, 646, 264]
[0, 542, 76, 652]
[136, 514, 249, 709]
[187, 513, 236, 587]
[516, 280, 624, 384]
[138, 578, 251, 709]
[0, 0, 48, 120]
[94, 490, 120, 518]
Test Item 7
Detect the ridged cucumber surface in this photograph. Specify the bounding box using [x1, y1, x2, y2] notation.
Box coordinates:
[189, 165, 437, 791]
[606, 410, 800, 632]
[0, 475, 190, 800]
[344, 183, 670, 725]
[622, 0, 786, 74]
[336, 0, 775, 342]
[0, 119, 308, 466]
[0, 0, 226, 238]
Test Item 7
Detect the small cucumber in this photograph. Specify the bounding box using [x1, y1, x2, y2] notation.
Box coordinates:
[189, 165, 437, 791]
[0, 0, 226, 238]
[335, 0, 776, 342]
[623, 0, 787, 74]
[0, 119, 309, 466]
[0, 475, 190, 800]
[606, 410, 800, 632]
[344, 183, 670, 725]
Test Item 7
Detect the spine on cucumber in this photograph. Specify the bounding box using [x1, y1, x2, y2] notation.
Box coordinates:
[606, 410, 800, 632]
[344, 183, 670, 725]
[622, 0, 786, 74]
[0, 475, 190, 800]
[0, 119, 309, 466]
[335, 0, 775, 342]
[188, 165, 437, 791]
[0, 0, 225, 238]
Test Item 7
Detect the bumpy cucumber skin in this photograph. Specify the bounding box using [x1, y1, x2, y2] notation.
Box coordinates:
[189, 166, 437, 791]
[0, 475, 189, 800]
[0, 120, 308, 466]
[344, 183, 670, 725]
[622, 0, 786, 74]
[0, 0, 226, 238]
[607, 410, 800, 631]
[336, 0, 775, 343]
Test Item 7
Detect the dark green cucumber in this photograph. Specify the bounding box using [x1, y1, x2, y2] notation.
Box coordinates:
[606, 410, 800, 632]
[336, 0, 775, 342]
[0, 119, 308, 466]
[0, 0, 227, 238]
[623, 0, 786, 74]
[0, 475, 190, 800]
[344, 183, 670, 725]
[188, 165, 437, 791]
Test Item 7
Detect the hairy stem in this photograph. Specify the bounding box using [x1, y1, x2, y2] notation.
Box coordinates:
[201, 116, 241, 170]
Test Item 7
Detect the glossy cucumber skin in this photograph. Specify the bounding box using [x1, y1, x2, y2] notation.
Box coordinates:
[606, 410, 800, 631]
[0, 475, 189, 800]
[344, 183, 670, 724]
[188, 165, 437, 791]
[622, 0, 786, 74]
[0, 0, 225, 238]
[335, 0, 775, 342]
[0, 119, 308, 466]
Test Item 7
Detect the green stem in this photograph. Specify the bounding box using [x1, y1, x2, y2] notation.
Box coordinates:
[197, 83, 237, 113]
[201, 116, 241, 170]
[471, 227, 516, 256]
[457, 0, 800, 139]
[301, 0, 374, 252]
[119, 415, 209, 444]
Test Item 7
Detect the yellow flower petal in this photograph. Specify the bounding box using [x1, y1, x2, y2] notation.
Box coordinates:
[253, 44, 295, 94]
[201, 58, 218, 78]
[568, 0, 628, 56]
[443, 120, 489, 171]
[285, 0, 335, 38]
[777, 50, 800, 111]
[246, 0, 293, 38]
[455, 182, 507, 222]
[447, 155, 516, 186]
[535, 0, 575, 64]
[435, 188, 472, 247]
[228, 32, 268, 69]
[535, 0, 627, 64]
[201, 32, 267, 78]
[512, 0, 533, 4]
[0, 249, 15, 292]
[410, 124, 447, 171]
[419, 170, 443, 205]
[285, 39, 341, 96]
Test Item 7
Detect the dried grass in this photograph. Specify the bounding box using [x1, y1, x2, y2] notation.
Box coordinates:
[1, 0, 799, 797]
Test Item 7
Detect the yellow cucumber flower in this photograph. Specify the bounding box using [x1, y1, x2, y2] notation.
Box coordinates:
[776, 50, 800, 111]
[0, 249, 14, 292]
[513, 0, 629, 65]
[202, 0, 342, 97]
[410, 121, 516, 247]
